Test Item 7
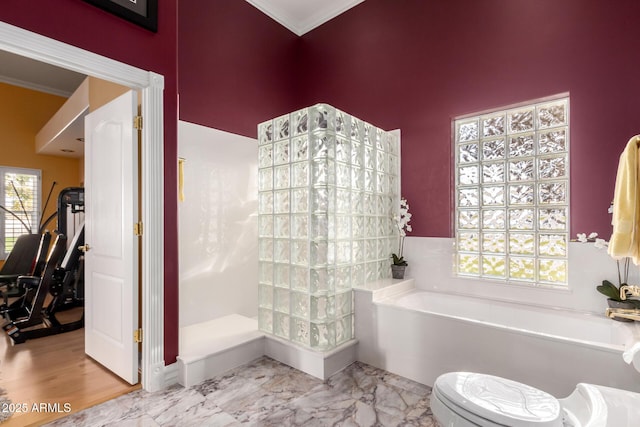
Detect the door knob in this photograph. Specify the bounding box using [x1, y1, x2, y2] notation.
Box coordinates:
[78, 244, 91, 252]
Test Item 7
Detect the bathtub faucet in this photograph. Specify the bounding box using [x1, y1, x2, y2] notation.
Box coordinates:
[619, 285, 640, 301]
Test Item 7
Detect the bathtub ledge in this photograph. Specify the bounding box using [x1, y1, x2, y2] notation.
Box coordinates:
[353, 278, 416, 302]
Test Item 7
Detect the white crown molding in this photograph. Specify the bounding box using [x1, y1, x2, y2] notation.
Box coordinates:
[0, 74, 73, 98]
[245, 0, 366, 36]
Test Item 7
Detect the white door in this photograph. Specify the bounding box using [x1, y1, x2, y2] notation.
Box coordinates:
[84, 90, 139, 384]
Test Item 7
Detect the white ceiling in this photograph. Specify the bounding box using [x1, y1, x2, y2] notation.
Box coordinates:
[246, 0, 366, 36]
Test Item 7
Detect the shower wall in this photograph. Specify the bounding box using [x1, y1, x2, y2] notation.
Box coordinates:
[178, 121, 258, 327]
[257, 104, 400, 351]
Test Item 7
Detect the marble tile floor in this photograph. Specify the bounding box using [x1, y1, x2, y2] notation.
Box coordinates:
[45, 356, 437, 426]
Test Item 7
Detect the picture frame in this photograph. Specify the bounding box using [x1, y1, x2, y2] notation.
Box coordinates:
[83, 0, 158, 32]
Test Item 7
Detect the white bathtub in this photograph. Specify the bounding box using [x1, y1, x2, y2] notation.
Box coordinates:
[354, 286, 640, 397]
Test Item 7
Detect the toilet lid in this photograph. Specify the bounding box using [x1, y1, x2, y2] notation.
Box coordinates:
[435, 372, 562, 427]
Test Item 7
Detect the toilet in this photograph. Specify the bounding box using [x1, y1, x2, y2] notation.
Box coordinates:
[431, 372, 640, 426]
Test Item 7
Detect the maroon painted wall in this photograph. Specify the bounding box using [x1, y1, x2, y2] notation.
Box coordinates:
[178, 1, 300, 137]
[0, 0, 180, 363]
[297, 0, 640, 239]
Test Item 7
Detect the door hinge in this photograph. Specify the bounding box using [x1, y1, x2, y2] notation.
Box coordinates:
[134, 221, 143, 236]
[134, 328, 143, 343]
[134, 115, 143, 130]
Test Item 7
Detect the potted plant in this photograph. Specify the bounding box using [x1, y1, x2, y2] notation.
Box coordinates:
[391, 197, 412, 279]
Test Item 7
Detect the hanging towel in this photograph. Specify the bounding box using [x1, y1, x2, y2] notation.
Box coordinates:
[608, 135, 640, 264]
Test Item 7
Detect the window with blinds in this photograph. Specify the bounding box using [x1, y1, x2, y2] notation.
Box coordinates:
[0, 167, 41, 258]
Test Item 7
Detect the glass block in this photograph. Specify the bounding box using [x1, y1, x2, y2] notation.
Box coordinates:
[508, 108, 534, 134]
[311, 215, 328, 240]
[389, 134, 399, 156]
[273, 312, 290, 339]
[310, 268, 333, 293]
[312, 133, 335, 159]
[311, 321, 335, 350]
[457, 119, 479, 142]
[311, 187, 329, 213]
[482, 209, 505, 229]
[258, 168, 273, 191]
[336, 315, 353, 344]
[274, 287, 290, 313]
[364, 146, 375, 169]
[537, 100, 567, 129]
[274, 114, 290, 141]
[377, 172, 388, 194]
[258, 308, 273, 334]
[509, 257, 535, 281]
[352, 240, 364, 263]
[509, 233, 535, 255]
[352, 217, 364, 238]
[351, 167, 363, 191]
[365, 239, 377, 260]
[375, 128, 385, 152]
[258, 283, 273, 308]
[310, 240, 328, 266]
[539, 258, 567, 284]
[312, 160, 332, 187]
[377, 150, 388, 172]
[336, 137, 351, 166]
[274, 165, 290, 190]
[273, 190, 289, 214]
[365, 261, 378, 282]
[336, 163, 350, 188]
[482, 163, 505, 183]
[259, 239, 273, 261]
[273, 140, 289, 165]
[291, 239, 308, 265]
[335, 110, 351, 137]
[335, 266, 351, 291]
[509, 134, 534, 157]
[291, 266, 309, 292]
[258, 144, 273, 168]
[291, 317, 310, 346]
[458, 210, 479, 229]
[292, 135, 309, 161]
[310, 104, 335, 132]
[388, 154, 399, 176]
[337, 241, 351, 264]
[482, 233, 506, 253]
[274, 215, 290, 238]
[482, 114, 505, 137]
[336, 216, 350, 239]
[539, 208, 567, 230]
[291, 108, 309, 136]
[509, 159, 534, 181]
[483, 139, 505, 160]
[291, 162, 309, 188]
[291, 292, 310, 319]
[291, 188, 308, 213]
[363, 123, 374, 146]
[538, 156, 567, 179]
[352, 263, 365, 285]
[539, 129, 567, 154]
[335, 292, 352, 317]
[351, 117, 364, 141]
[351, 141, 363, 167]
[459, 186, 480, 207]
[457, 232, 479, 252]
[274, 240, 290, 263]
[459, 165, 479, 185]
[259, 215, 273, 237]
[482, 186, 505, 206]
[259, 262, 273, 284]
[538, 182, 566, 204]
[311, 294, 334, 321]
[364, 169, 375, 192]
[482, 255, 506, 278]
[539, 234, 567, 257]
[362, 194, 376, 216]
[458, 253, 479, 275]
[459, 143, 479, 163]
[258, 121, 273, 145]
[259, 192, 273, 215]
[509, 208, 534, 230]
[509, 184, 534, 205]
[274, 263, 290, 288]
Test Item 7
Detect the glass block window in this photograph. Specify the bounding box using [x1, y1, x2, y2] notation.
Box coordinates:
[0, 167, 41, 258]
[454, 97, 569, 285]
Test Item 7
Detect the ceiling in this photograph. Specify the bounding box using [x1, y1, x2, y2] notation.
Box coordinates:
[246, 0, 366, 36]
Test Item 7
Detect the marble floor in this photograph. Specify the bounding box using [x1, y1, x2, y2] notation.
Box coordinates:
[45, 357, 437, 426]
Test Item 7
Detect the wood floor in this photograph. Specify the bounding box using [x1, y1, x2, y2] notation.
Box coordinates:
[0, 323, 139, 426]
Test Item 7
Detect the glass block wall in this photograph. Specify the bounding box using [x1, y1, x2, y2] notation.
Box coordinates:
[257, 104, 399, 351]
[454, 97, 569, 285]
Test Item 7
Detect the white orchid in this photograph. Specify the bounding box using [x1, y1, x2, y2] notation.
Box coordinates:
[393, 197, 412, 265]
[576, 232, 608, 249]
[594, 238, 608, 249]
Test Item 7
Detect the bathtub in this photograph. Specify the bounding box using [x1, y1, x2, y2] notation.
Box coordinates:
[354, 286, 640, 397]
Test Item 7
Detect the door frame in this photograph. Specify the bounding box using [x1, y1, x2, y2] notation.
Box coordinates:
[0, 21, 166, 392]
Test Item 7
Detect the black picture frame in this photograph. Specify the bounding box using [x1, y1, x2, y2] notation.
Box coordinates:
[83, 0, 158, 32]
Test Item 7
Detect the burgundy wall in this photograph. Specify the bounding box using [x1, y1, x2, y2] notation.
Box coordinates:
[178, 1, 300, 137]
[0, 0, 180, 363]
[297, 0, 640, 239]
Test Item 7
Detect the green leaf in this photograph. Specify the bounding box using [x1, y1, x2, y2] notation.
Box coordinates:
[596, 279, 622, 301]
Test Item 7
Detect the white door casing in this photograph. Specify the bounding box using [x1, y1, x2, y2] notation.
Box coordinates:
[0, 21, 166, 391]
[84, 90, 139, 384]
